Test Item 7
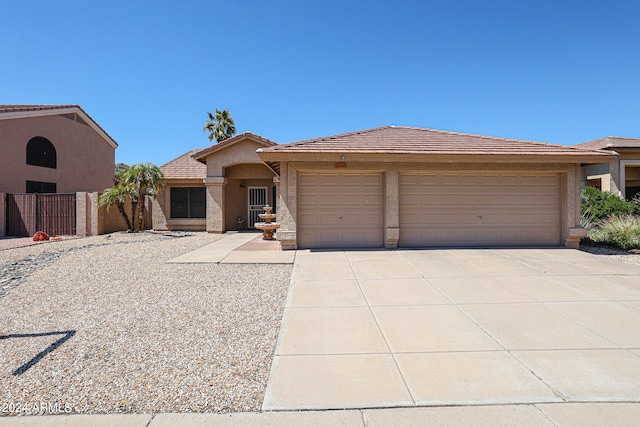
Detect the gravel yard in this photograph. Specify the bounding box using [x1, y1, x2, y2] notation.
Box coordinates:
[580, 243, 640, 266]
[0, 232, 292, 415]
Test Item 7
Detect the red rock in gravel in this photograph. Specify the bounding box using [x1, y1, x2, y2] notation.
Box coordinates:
[33, 231, 50, 242]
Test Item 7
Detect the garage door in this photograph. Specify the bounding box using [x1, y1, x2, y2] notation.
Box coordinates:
[399, 173, 561, 247]
[298, 173, 384, 248]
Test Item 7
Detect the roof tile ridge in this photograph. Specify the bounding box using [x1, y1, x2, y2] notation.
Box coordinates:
[413, 126, 546, 145]
[607, 136, 640, 141]
[161, 148, 204, 168]
[283, 126, 394, 146]
[0, 104, 79, 110]
[563, 143, 615, 154]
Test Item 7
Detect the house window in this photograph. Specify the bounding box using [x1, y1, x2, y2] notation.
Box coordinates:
[171, 187, 206, 218]
[26, 180, 57, 193]
[26, 137, 57, 169]
[625, 165, 640, 201]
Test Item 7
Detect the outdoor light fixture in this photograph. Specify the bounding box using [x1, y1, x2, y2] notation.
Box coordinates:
[341, 155, 346, 161]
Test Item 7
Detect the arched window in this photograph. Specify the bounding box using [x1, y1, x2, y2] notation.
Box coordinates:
[26, 136, 57, 169]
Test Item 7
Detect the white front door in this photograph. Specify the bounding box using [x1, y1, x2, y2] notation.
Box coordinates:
[248, 186, 268, 229]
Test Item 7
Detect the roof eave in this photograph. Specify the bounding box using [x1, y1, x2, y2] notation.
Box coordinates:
[257, 151, 614, 164]
[192, 132, 278, 162]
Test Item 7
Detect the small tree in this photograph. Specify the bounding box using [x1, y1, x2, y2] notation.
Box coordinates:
[203, 109, 236, 143]
[121, 163, 165, 231]
[115, 162, 129, 178]
[98, 182, 135, 231]
[99, 163, 165, 232]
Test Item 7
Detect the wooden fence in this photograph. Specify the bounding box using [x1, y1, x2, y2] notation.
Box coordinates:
[6, 193, 76, 237]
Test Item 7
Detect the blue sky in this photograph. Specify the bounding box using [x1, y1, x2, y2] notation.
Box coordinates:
[2, 0, 639, 165]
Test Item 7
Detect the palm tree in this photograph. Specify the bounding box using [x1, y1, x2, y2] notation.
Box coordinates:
[121, 163, 165, 231]
[203, 109, 236, 143]
[98, 182, 135, 231]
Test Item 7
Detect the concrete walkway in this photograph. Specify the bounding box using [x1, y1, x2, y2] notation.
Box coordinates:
[264, 248, 640, 411]
[167, 232, 295, 264]
[2, 402, 640, 426]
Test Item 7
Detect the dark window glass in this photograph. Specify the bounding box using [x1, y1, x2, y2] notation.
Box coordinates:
[26, 180, 57, 193]
[272, 186, 277, 213]
[26, 137, 57, 168]
[190, 187, 206, 218]
[627, 186, 640, 201]
[171, 187, 205, 218]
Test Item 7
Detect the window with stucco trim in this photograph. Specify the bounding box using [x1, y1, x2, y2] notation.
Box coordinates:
[171, 187, 205, 218]
[26, 136, 57, 169]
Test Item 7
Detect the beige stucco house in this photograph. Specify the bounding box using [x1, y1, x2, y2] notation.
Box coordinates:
[575, 137, 640, 200]
[0, 104, 117, 194]
[153, 132, 278, 232]
[257, 126, 612, 250]
[156, 125, 612, 250]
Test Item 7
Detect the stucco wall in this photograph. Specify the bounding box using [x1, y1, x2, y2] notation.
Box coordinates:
[75, 192, 151, 236]
[206, 139, 268, 176]
[0, 115, 115, 194]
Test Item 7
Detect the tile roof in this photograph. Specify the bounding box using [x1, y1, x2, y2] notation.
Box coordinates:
[573, 136, 640, 150]
[193, 132, 277, 162]
[0, 104, 118, 148]
[262, 126, 612, 156]
[0, 104, 78, 113]
[160, 149, 207, 179]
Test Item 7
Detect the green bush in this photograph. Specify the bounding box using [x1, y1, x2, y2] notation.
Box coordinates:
[587, 215, 640, 250]
[580, 186, 640, 221]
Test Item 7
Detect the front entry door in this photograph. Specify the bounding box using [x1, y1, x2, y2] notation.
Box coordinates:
[248, 186, 268, 229]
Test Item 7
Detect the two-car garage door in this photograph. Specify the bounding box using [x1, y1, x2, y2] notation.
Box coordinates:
[297, 172, 561, 249]
[399, 173, 561, 247]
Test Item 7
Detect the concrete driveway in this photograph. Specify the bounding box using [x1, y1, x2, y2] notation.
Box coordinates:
[263, 248, 640, 411]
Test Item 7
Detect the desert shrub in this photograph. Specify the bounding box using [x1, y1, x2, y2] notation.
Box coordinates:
[587, 215, 640, 250]
[580, 186, 640, 221]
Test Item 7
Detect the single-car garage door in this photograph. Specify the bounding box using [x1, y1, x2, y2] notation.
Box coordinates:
[298, 173, 384, 248]
[399, 173, 561, 247]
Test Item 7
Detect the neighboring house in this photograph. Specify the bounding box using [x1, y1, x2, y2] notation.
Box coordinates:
[256, 126, 612, 250]
[156, 125, 612, 249]
[575, 137, 640, 200]
[0, 104, 117, 194]
[153, 132, 278, 232]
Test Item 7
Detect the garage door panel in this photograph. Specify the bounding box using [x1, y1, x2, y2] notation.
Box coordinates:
[481, 192, 501, 203]
[440, 193, 460, 204]
[399, 173, 561, 247]
[520, 176, 541, 186]
[298, 173, 384, 249]
[460, 176, 479, 186]
[459, 213, 481, 224]
[501, 194, 520, 205]
[399, 193, 419, 205]
[540, 175, 558, 186]
[480, 175, 500, 186]
[314, 213, 341, 226]
[461, 194, 481, 204]
[400, 175, 419, 186]
[540, 194, 558, 205]
[519, 194, 539, 205]
[441, 175, 461, 186]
